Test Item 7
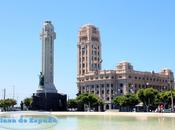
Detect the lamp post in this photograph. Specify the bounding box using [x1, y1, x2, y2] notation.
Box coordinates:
[169, 81, 174, 112]
[118, 88, 121, 95]
[130, 84, 135, 93]
[146, 82, 149, 88]
[146, 82, 149, 112]
[3, 88, 6, 100]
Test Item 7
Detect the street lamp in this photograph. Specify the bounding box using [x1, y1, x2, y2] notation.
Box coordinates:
[145, 83, 149, 112]
[118, 88, 121, 95]
[169, 81, 174, 112]
[3, 88, 6, 100]
[130, 84, 134, 94]
[146, 82, 149, 88]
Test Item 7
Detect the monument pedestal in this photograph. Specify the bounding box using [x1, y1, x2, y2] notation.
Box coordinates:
[31, 92, 67, 111]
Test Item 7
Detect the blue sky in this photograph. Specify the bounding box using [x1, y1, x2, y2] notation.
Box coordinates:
[0, 0, 175, 104]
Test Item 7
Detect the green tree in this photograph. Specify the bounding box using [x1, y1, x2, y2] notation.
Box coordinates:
[76, 93, 103, 111]
[158, 90, 175, 109]
[24, 98, 32, 109]
[0, 100, 4, 108]
[68, 99, 78, 109]
[137, 89, 145, 104]
[113, 94, 139, 111]
[125, 94, 139, 107]
[0, 99, 17, 111]
[137, 88, 158, 112]
[113, 95, 126, 107]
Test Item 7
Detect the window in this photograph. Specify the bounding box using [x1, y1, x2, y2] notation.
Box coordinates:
[119, 75, 122, 78]
[139, 84, 141, 88]
[111, 90, 113, 94]
[106, 97, 110, 101]
[128, 84, 131, 87]
[102, 90, 104, 94]
[82, 48, 85, 55]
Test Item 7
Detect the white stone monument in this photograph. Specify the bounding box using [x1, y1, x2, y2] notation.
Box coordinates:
[37, 21, 57, 93]
[32, 21, 67, 111]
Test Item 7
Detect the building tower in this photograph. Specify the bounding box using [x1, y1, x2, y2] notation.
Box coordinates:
[37, 21, 57, 93]
[77, 24, 102, 76]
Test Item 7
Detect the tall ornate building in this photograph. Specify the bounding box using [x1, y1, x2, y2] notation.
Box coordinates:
[77, 24, 102, 75]
[77, 24, 174, 111]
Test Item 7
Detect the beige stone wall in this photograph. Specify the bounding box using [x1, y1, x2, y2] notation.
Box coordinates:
[77, 24, 102, 76]
[77, 25, 174, 110]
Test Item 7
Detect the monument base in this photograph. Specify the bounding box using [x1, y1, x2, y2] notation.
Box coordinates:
[31, 93, 67, 111]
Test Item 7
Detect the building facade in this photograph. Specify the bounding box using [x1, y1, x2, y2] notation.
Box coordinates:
[77, 24, 174, 110]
